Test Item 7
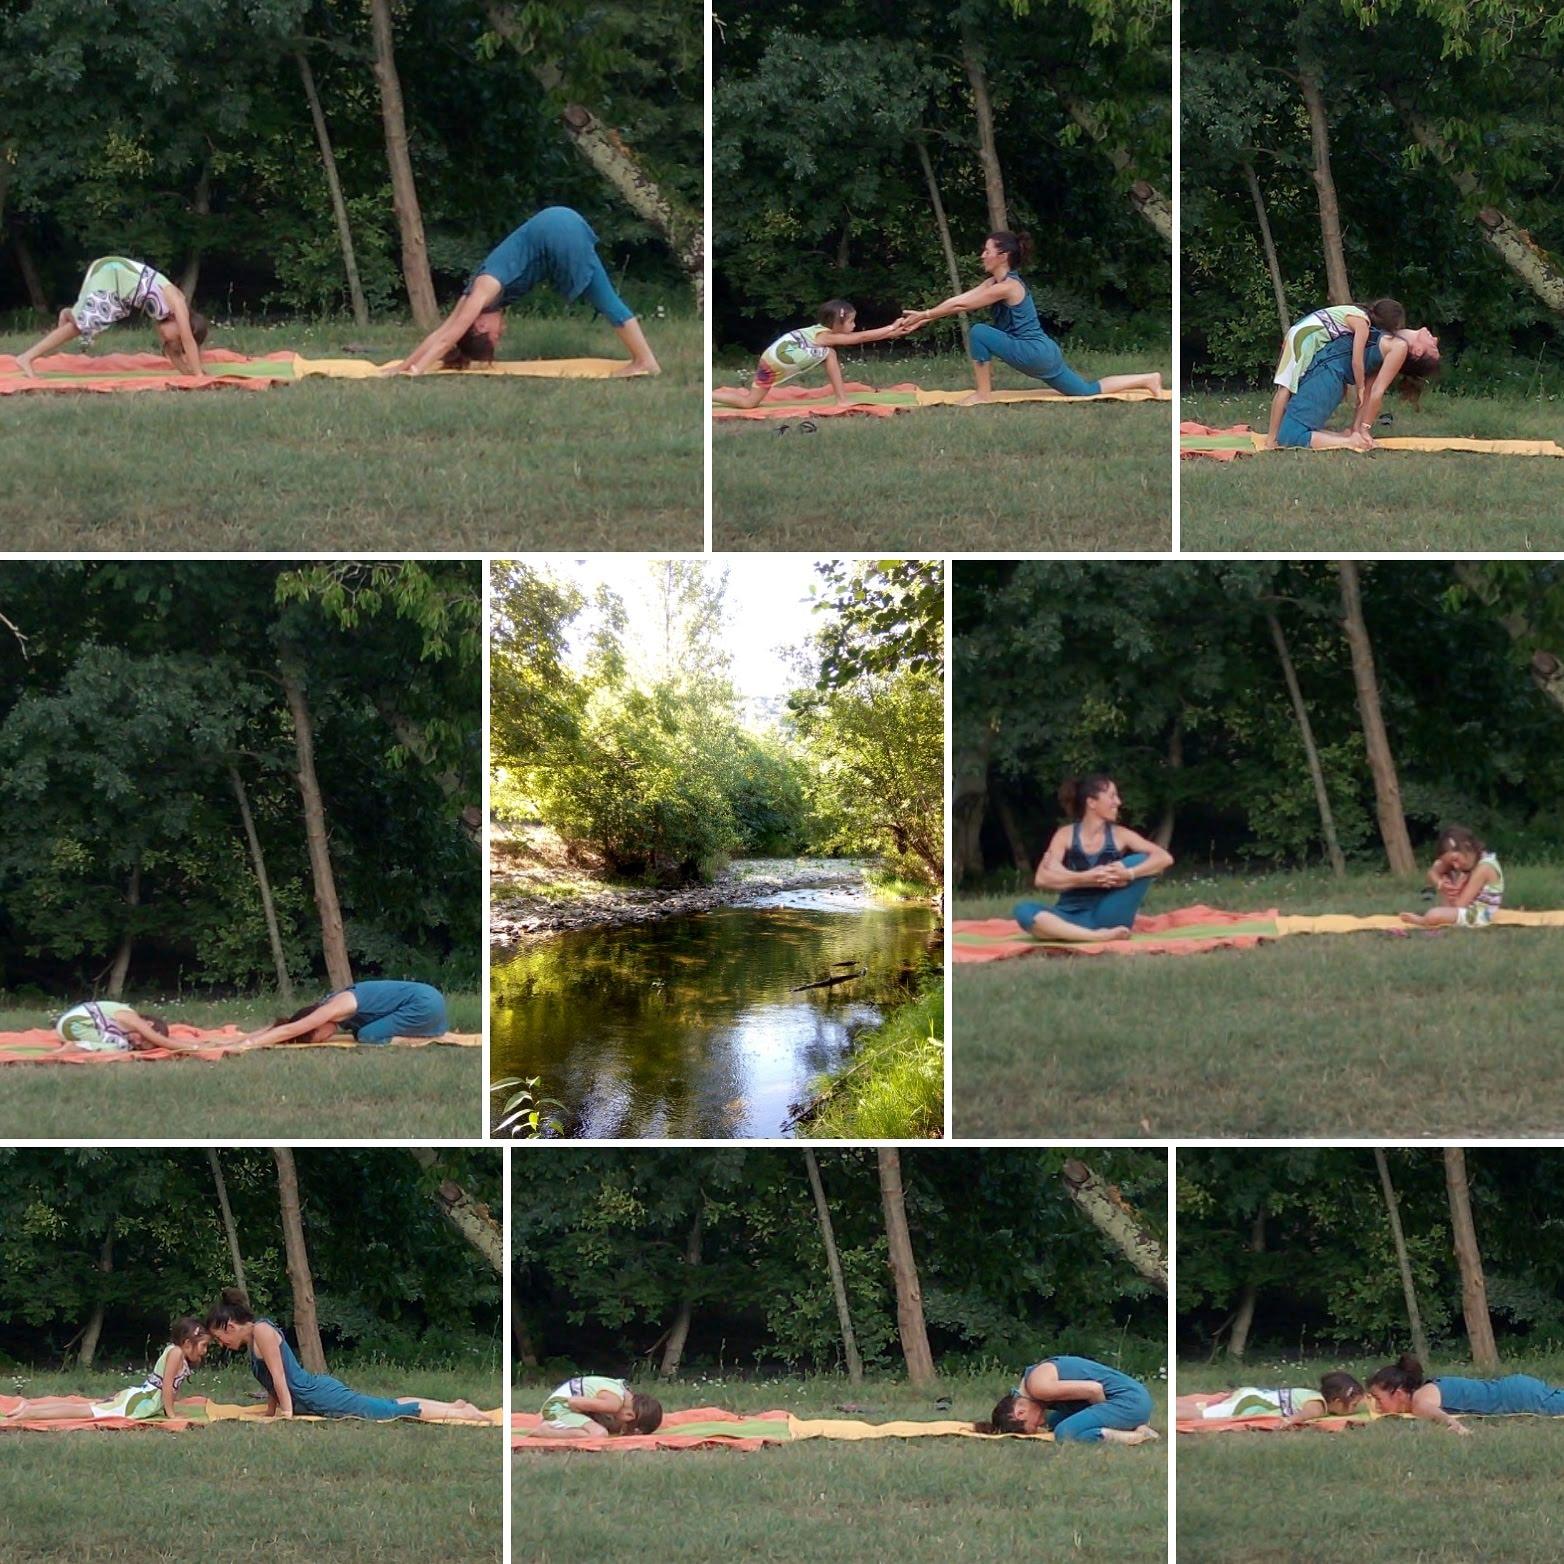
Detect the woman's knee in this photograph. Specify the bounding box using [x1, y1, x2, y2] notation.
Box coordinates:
[1045, 366, 1101, 398]
[968, 325, 1002, 365]
[1276, 415, 1312, 448]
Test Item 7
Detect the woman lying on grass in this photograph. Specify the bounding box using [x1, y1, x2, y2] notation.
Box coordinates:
[1176, 1372, 1368, 1426]
[237, 980, 449, 1047]
[3, 1317, 209, 1423]
[536, 1375, 664, 1438]
[1400, 824, 1503, 929]
[1367, 1354, 1564, 1435]
[205, 1289, 488, 1422]
[978, 1355, 1158, 1444]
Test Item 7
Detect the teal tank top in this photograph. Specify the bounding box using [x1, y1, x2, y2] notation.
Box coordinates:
[991, 274, 1045, 340]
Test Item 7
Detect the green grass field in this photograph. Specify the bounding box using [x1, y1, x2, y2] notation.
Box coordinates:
[0, 992, 481, 1139]
[0, 315, 701, 550]
[954, 865, 1564, 1138]
[713, 345, 1171, 550]
[1177, 1355, 1564, 1562]
[514, 1372, 1167, 1563]
[1, 1363, 501, 1562]
[1181, 387, 1564, 550]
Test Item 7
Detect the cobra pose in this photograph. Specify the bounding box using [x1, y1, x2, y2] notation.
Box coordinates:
[3, 1317, 210, 1422]
[1367, 1355, 1564, 1435]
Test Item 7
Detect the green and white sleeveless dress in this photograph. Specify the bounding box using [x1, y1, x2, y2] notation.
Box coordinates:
[756, 324, 832, 388]
[1202, 1386, 1324, 1419]
[539, 1375, 627, 1431]
[91, 1343, 189, 1420]
[56, 1000, 136, 1052]
[1455, 853, 1504, 927]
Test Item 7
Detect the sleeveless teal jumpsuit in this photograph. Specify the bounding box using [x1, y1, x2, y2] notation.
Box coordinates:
[470, 207, 633, 325]
[250, 1320, 421, 1420]
[1276, 333, 1386, 447]
[1016, 1355, 1153, 1442]
[1012, 822, 1158, 933]
[968, 275, 1101, 396]
[1431, 1375, 1564, 1416]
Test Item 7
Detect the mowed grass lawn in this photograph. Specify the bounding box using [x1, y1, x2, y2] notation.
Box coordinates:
[514, 1373, 1167, 1564]
[0, 1364, 501, 1563]
[1177, 1356, 1564, 1563]
[0, 992, 481, 1139]
[953, 866, 1564, 1138]
[0, 315, 701, 551]
[713, 345, 1171, 551]
[1180, 388, 1564, 551]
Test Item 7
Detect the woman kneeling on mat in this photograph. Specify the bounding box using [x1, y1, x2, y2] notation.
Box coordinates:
[900, 232, 1162, 405]
[206, 1290, 487, 1422]
[237, 980, 448, 1048]
[1014, 774, 1173, 943]
[1367, 1354, 1564, 1435]
[1267, 322, 1439, 451]
[385, 206, 658, 378]
[978, 1355, 1158, 1444]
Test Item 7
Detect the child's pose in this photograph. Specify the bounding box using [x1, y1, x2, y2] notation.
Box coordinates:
[3, 1317, 209, 1422]
[538, 1375, 664, 1438]
[1265, 298, 1405, 448]
[713, 300, 912, 408]
[1176, 1372, 1367, 1426]
[977, 1354, 1158, 1444]
[1400, 825, 1503, 928]
[12, 257, 208, 378]
[56, 1000, 179, 1054]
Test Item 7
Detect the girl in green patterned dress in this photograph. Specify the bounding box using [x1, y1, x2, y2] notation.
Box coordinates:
[3, 1317, 209, 1422]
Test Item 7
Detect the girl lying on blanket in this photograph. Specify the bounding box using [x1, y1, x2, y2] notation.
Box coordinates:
[711, 301, 916, 409]
[12, 257, 207, 378]
[1399, 825, 1503, 929]
[237, 980, 449, 1048]
[205, 1289, 487, 1422]
[3, 1317, 209, 1423]
[537, 1375, 664, 1438]
[976, 1355, 1158, 1444]
[1175, 1372, 1368, 1426]
[1367, 1354, 1564, 1435]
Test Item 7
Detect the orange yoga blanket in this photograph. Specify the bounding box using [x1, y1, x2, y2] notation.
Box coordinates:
[0, 349, 295, 394]
[953, 905, 1282, 963]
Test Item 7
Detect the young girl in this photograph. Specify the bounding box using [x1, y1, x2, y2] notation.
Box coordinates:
[899, 232, 1163, 405]
[1265, 299, 1405, 447]
[1176, 1371, 1368, 1426]
[976, 1355, 1158, 1444]
[1399, 825, 1503, 928]
[3, 1317, 209, 1422]
[12, 257, 207, 378]
[236, 981, 449, 1048]
[55, 1000, 175, 1054]
[536, 1375, 664, 1438]
[1367, 1354, 1564, 1435]
[711, 300, 913, 409]
[204, 1289, 488, 1422]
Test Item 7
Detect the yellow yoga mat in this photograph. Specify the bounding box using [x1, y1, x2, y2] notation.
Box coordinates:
[786, 1416, 1052, 1441]
[202, 1400, 502, 1426]
[1276, 909, 1564, 936]
[913, 386, 1171, 406]
[292, 355, 626, 380]
[1190, 428, 1564, 458]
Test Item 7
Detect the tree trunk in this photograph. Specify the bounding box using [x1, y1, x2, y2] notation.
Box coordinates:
[914, 134, 970, 355]
[180, 156, 212, 297]
[991, 784, 1032, 874]
[1054, 88, 1172, 243]
[368, 0, 437, 328]
[1374, 1148, 1430, 1366]
[1226, 1207, 1265, 1362]
[1243, 160, 1289, 332]
[1297, 64, 1351, 304]
[1336, 562, 1415, 875]
[1266, 605, 1346, 876]
[1444, 1148, 1499, 1372]
[278, 650, 353, 990]
[273, 1146, 328, 1373]
[208, 1148, 248, 1297]
[1154, 717, 1182, 850]
[659, 1202, 703, 1377]
[877, 1149, 936, 1387]
[952, 741, 991, 885]
[514, 1315, 539, 1369]
[406, 1148, 503, 1271]
[106, 863, 141, 999]
[1451, 562, 1564, 716]
[77, 1226, 115, 1368]
[229, 764, 294, 1003]
[296, 48, 370, 327]
[1061, 1159, 1169, 1289]
[803, 1150, 863, 1384]
[12, 232, 49, 313]
[961, 26, 1008, 231]
[373, 698, 480, 846]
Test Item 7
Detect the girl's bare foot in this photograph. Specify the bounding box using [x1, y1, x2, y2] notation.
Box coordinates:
[1398, 912, 1424, 926]
[16, 356, 37, 378]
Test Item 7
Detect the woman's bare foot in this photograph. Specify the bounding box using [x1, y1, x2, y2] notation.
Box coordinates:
[612, 357, 660, 378]
[960, 390, 992, 405]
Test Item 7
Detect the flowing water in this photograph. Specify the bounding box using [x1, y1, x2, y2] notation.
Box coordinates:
[490, 886, 937, 1138]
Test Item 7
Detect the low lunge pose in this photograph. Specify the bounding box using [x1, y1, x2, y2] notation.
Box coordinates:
[711, 300, 913, 408]
[1176, 1372, 1367, 1426]
[1368, 1354, 1564, 1435]
[901, 233, 1163, 404]
[978, 1355, 1158, 1444]
[3, 1317, 209, 1422]
[237, 980, 449, 1048]
[1399, 825, 1503, 929]
[385, 207, 658, 377]
[536, 1375, 664, 1438]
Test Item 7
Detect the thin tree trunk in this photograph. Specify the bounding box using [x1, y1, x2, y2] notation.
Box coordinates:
[208, 1148, 248, 1297]
[278, 650, 353, 990]
[1054, 88, 1172, 243]
[1374, 1148, 1430, 1366]
[1061, 1159, 1169, 1289]
[877, 1149, 936, 1387]
[77, 1226, 115, 1368]
[1227, 1207, 1266, 1361]
[12, 232, 49, 313]
[1297, 64, 1351, 303]
[1154, 717, 1183, 850]
[296, 48, 369, 327]
[229, 764, 294, 1003]
[1266, 606, 1346, 876]
[514, 1315, 539, 1369]
[991, 785, 1032, 875]
[106, 864, 140, 999]
[1243, 161, 1289, 332]
[1452, 561, 1564, 716]
[952, 741, 991, 885]
[273, 1146, 328, 1373]
[1336, 562, 1415, 875]
[659, 1202, 703, 1377]
[803, 1150, 863, 1384]
[914, 135, 970, 355]
[1444, 1148, 1499, 1372]
[180, 156, 211, 297]
[407, 1148, 503, 1270]
[368, 0, 437, 328]
[961, 27, 1008, 231]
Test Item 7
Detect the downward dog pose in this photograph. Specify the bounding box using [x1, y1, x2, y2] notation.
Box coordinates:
[1176, 1372, 1367, 1426]
[978, 1356, 1158, 1444]
[385, 207, 658, 377]
[206, 1290, 487, 1422]
[12, 257, 207, 378]
[237, 980, 449, 1047]
[536, 1375, 664, 1438]
[900, 232, 1163, 405]
[1399, 825, 1503, 928]
[1268, 323, 1440, 450]
[1367, 1354, 1564, 1435]
[711, 300, 914, 408]
[4, 1317, 209, 1422]
[55, 999, 179, 1053]
[1265, 298, 1406, 445]
[1012, 774, 1174, 943]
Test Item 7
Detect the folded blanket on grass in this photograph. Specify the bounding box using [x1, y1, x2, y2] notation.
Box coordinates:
[1277, 909, 1564, 936]
[293, 356, 626, 380]
[1181, 421, 1564, 461]
[0, 1025, 481, 1065]
[0, 1394, 501, 1431]
[954, 906, 1281, 963]
[714, 381, 1170, 420]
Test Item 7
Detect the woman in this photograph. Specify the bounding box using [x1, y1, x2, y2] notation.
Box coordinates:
[1269, 325, 1440, 450]
[1013, 774, 1174, 943]
[237, 980, 448, 1048]
[1367, 1354, 1564, 1435]
[977, 1356, 1158, 1444]
[205, 1290, 488, 1422]
[901, 232, 1163, 405]
[383, 206, 659, 377]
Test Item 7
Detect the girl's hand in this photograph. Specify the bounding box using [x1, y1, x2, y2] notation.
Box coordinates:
[1448, 1419, 1472, 1436]
[376, 361, 406, 377]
